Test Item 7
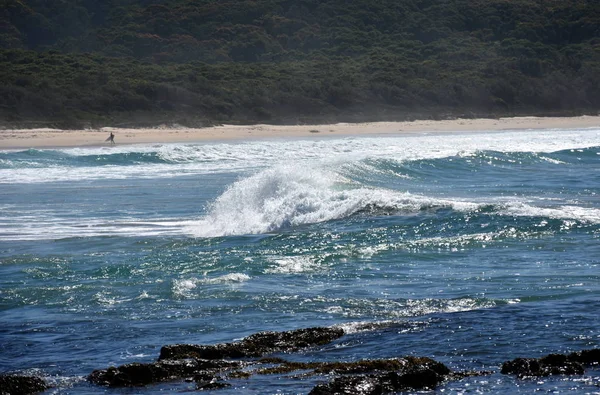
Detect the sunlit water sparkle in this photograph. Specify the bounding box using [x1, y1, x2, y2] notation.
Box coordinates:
[1, 128, 599, 393]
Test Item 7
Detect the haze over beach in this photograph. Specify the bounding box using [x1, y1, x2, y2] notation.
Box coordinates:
[2, 115, 600, 149]
[2, 0, 600, 393]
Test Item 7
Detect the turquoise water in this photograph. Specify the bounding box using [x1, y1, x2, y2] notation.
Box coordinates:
[1, 128, 599, 393]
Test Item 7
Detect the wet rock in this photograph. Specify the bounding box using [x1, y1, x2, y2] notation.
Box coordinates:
[257, 358, 406, 375]
[308, 357, 451, 394]
[159, 326, 344, 360]
[501, 352, 586, 377]
[568, 348, 600, 365]
[501, 358, 544, 377]
[88, 359, 241, 387]
[255, 356, 456, 379]
[309, 375, 380, 395]
[320, 356, 449, 376]
[309, 367, 446, 395]
[197, 381, 231, 390]
[0, 374, 49, 395]
[384, 367, 444, 390]
[194, 373, 231, 390]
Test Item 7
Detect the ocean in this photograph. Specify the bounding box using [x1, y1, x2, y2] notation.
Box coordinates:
[1, 128, 599, 394]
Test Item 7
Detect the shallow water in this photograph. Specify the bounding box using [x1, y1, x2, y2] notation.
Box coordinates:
[1, 128, 599, 393]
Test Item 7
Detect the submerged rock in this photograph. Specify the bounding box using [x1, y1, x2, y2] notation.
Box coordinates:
[0, 374, 49, 395]
[501, 349, 600, 377]
[88, 359, 242, 387]
[159, 326, 344, 360]
[194, 373, 231, 390]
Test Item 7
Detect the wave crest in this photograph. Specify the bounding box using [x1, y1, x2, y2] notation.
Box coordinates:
[186, 165, 476, 237]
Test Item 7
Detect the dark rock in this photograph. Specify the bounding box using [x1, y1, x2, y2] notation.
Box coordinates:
[501, 353, 585, 377]
[309, 375, 379, 395]
[449, 370, 494, 380]
[255, 356, 453, 378]
[568, 349, 600, 365]
[501, 358, 542, 377]
[88, 359, 242, 387]
[309, 367, 446, 395]
[194, 373, 231, 390]
[308, 357, 451, 394]
[385, 367, 444, 390]
[257, 358, 408, 375]
[159, 326, 344, 360]
[403, 356, 451, 376]
[197, 381, 231, 390]
[0, 374, 49, 395]
[539, 353, 584, 375]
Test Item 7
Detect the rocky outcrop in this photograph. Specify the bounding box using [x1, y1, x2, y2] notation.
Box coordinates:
[88, 359, 242, 387]
[501, 349, 600, 378]
[84, 322, 599, 393]
[159, 326, 344, 360]
[0, 374, 49, 395]
[87, 326, 468, 391]
[89, 326, 344, 388]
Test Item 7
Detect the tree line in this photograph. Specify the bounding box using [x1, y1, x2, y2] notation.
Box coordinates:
[1, 0, 599, 128]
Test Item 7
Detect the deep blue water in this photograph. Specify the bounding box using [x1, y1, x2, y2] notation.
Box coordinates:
[1, 128, 599, 393]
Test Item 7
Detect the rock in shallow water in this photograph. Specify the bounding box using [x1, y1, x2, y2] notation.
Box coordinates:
[309, 366, 447, 394]
[0, 374, 49, 395]
[501, 349, 600, 377]
[159, 326, 345, 360]
[88, 359, 242, 387]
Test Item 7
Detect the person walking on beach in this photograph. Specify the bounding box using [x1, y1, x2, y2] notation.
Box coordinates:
[107, 132, 115, 145]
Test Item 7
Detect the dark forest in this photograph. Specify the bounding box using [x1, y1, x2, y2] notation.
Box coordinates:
[1, 0, 599, 128]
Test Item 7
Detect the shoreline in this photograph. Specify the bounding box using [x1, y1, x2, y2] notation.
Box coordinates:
[1, 115, 599, 149]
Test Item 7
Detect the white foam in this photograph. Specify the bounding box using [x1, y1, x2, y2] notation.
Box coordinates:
[322, 297, 498, 320]
[0, 213, 187, 241]
[500, 202, 600, 224]
[199, 273, 251, 284]
[2, 128, 599, 184]
[264, 255, 322, 274]
[172, 278, 198, 298]
[172, 274, 250, 297]
[184, 163, 477, 237]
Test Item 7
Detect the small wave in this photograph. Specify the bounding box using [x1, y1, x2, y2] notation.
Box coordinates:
[93, 291, 132, 306]
[499, 202, 600, 225]
[200, 273, 251, 284]
[172, 274, 251, 297]
[0, 148, 170, 168]
[317, 297, 500, 320]
[172, 278, 197, 297]
[334, 320, 428, 334]
[264, 255, 323, 274]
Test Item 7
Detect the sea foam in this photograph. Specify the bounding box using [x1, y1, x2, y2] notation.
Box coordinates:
[184, 163, 478, 237]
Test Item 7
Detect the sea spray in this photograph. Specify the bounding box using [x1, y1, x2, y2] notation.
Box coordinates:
[185, 163, 485, 237]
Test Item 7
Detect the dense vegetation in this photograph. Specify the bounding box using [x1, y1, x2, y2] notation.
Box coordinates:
[1, 0, 599, 128]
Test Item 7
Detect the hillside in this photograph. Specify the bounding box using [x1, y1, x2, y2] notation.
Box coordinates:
[1, 0, 599, 128]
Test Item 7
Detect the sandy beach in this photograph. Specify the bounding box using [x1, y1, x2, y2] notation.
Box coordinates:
[1, 115, 599, 149]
